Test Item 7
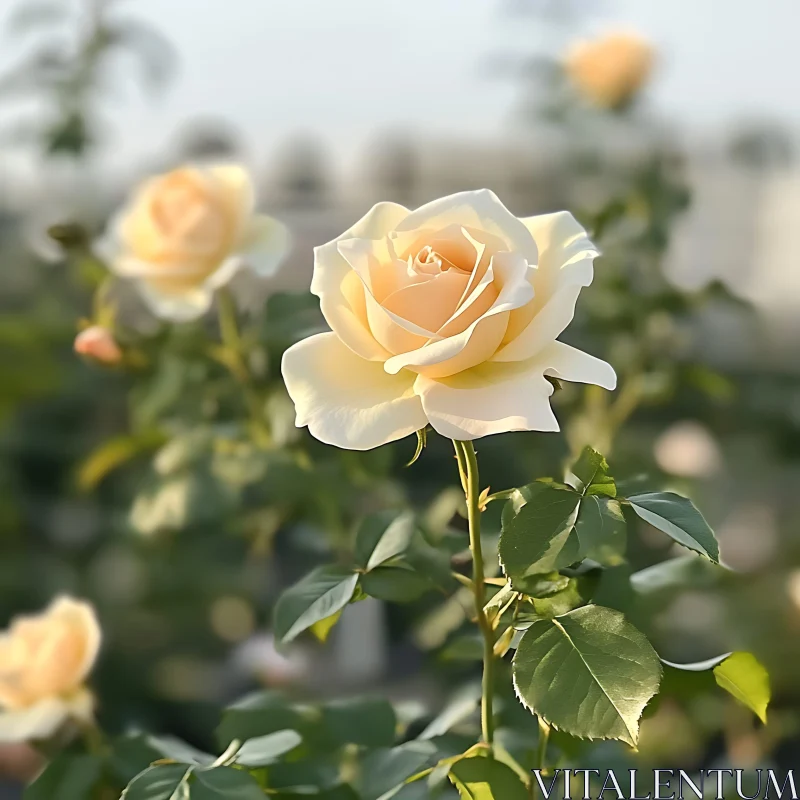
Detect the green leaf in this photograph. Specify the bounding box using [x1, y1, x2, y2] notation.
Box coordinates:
[419, 683, 481, 739]
[626, 492, 719, 562]
[310, 610, 342, 642]
[321, 696, 397, 747]
[512, 605, 662, 746]
[529, 573, 600, 619]
[499, 483, 580, 580]
[439, 634, 484, 662]
[109, 735, 164, 786]
[500, 485, 625, 582]
[122, 764, 191, 800]
[512, 572, 570, 598]
[360, 565, 432, 602]
[572, 496, 627, 566]
[355, 512, 416, 572]
[713, 652, 770, 723]
[630, 555, 728, 595]
[448, 756, 529, 800]
[25, 754, 103, 800]
[274, 565, 359, 643]
[192, 767, 265, 799]
[568, 446, 616, 498]
[235, 729, 303, 767]
[358, 741, 438, 800]
[217, 692, 305, 746]
[76, 430, 164, 490]
[145, 735, 215, 765]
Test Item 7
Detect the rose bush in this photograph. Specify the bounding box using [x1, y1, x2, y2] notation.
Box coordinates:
[564, 31, 654, 110]
[282, 189, 616, 449]
[99, 163, 290, 320]
[0, 597, 100, 742]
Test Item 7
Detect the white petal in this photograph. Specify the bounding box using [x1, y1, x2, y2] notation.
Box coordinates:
[203, 163, 256, 236]
[523, 210, 597, 285]
[237, 214, 291, 278]
[282, 333, 426, 451]
[495, 211, 599, 362]
[394, 189, 538, 263]
[383, 250, 533, 376]
[135, 281, 215, 322]
[538, 340, 617, 390]
[0, 698, 70, 743]
[47, 597, 102, 684]
[414, 361, 559, 441]
[493, 282, 582, 362]
[312, 202, 409, 361]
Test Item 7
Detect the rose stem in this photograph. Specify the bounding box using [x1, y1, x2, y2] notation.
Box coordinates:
[216, 288, 270, 443]
[454, 439, 495, 749]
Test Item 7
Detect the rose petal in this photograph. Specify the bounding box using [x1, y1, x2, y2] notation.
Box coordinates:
[135, 280, 216, 322]
[236, 214, 291, 278]
[414, 360, 559, 440]
[539, 340, 617, 389]
[282, 332, 426, 450]
[0, 698, 71, 743]
[383, 250, 533, 377]
[204, 163, 256, 239]
[336, 236, 436, 354]
[394, 189, 538, 263]
[496, 211, 599, 360]
[312, 202, 409, 361]
[41, 598, 102, 689]
[493, 282, 582, 362]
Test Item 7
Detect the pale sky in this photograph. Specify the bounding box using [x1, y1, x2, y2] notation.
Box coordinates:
[2, 0, 800, 170]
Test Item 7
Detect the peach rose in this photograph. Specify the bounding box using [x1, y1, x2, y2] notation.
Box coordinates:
[99, 164, 290, 321]
[0, 597, 101, 742]
[281, 190, 615, 449]
[565, 31, 654, 109]
[74, 326, 123, 365]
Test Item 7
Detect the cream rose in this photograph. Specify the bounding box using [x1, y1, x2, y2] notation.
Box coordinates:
[281, 190, 615, 450]
[0, 597, 101, 742]
[100, 163, 290, 321]
[565, 31, 654, 110]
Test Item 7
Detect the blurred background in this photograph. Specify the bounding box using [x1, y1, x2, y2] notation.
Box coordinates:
[1, 0, 800, 795]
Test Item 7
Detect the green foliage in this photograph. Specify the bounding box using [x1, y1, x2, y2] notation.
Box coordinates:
[321, 697, 397, 748]
[235, 731, 303, 767]
[566, 446, 616, 498]
[626, 492, 720, 562]
[25, 754, 103, 800]
[499, 482, 581, 579]
[355, 511, 416, 572]
[448, 756, 529, 800]
[122, 764, 192, 800]
[273, 565, 359, 643]
[662, 651, 771, 723]
[512, 605, 662, 746]
[713, 652, 771, 724]
[191, 767, 264, 799]
[357, 741, 438, 800]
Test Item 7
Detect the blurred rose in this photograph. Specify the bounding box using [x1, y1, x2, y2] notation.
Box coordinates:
[0, 597, 101, 742]
[74, 325, 123, 365]
[564, 31, 654, 110]
[99, 164, 290, 321]
[653, 420, 721, 478]
[282, 190, 615, 449]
